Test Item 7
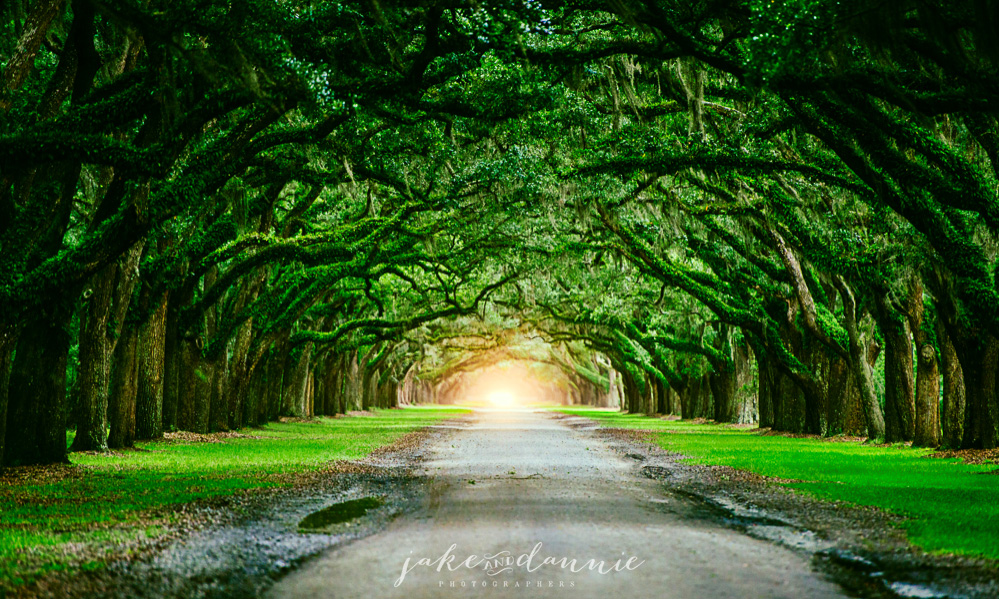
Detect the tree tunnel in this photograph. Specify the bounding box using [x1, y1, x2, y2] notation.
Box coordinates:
[2, 0, 998, 468]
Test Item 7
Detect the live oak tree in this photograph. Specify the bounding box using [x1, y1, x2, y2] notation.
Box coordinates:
[3, 0, 999, 465]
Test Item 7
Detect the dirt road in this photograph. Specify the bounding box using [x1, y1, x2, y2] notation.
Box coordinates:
[267, 408, 846, 598]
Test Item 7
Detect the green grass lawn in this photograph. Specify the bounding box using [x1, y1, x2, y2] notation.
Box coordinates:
[559, 407, 999, 560]
[0, 406, 467, 589]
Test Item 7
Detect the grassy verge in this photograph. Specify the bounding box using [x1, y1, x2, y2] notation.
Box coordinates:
[558, 407, 999, 560]
[0, 406, 467, 590]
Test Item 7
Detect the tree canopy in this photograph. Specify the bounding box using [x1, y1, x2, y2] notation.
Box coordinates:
[2, 0, 999, 466]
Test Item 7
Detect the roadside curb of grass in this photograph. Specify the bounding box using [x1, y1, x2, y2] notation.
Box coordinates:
[1, 408, 470, 598]
[554, 410, 999, 599]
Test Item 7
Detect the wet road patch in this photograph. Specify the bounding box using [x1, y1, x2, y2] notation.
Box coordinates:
[298, 496, 385, 531]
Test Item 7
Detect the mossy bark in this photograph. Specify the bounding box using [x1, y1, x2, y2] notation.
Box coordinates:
[678, 375, 697, 419]
[773, 373, 806, 433]
[698, 375, 713, 418]
[805, 341, 829, 435]
[654, 378, 667, 414]
[824, 357, 852, 436]
[834, 276, 886, 439]
[245, 361, 266, 426]
[226, 319, 254, 429]
[203, 267, 228, 432]
[622, 368, 641, 414]
[0, 331, 15, 465]
[135, 294, 167, 440]
[70, 264, 117, 452]
[603, 369, 617, 408]
[307, 372, 316, 414]
[108, 322, 138, 448]
[734, 342, 756, 424]
[282, 343, 312, 417]
[936, 319, 965, 449]
[105, 242, 143, 448]
[343, 351, 361, 411]
[909, 284, 940, 448]
[163, 284, 191, 432]
[4, 307, 72, 466]
[709, 367, 737, 423]
[644, 376, 657, 416]
[772, 314, 807, 434]
[176, 336, 198, 432]
[877, 298, 916, 443]
[913, 343, 941, 448]
[265, 350, 283, 423]
[956, 335, 999, 450]
[757, 355, 775, 428]
[285, 343, 312, 417]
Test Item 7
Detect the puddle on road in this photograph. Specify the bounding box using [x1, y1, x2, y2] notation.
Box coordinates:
[746, 523, 832, 553]
[887, 581, 951, 599]
[298, 496, 384, 530]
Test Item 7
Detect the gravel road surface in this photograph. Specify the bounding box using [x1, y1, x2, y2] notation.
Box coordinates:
[267, 408, 846, 599]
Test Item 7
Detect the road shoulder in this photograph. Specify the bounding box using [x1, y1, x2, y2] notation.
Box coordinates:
[554, 413, 999, 599]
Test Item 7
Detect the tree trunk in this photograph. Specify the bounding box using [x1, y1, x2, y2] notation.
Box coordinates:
[333, 354, 346, 413]
[265, 350, 283, 423]
[200, 267, 226, 433]
[603, 369, 616, 408]
[834, 276, 886, 439]
[176, 336, 198, 431]
[323, 354, 339, 414]
[108, 324, 139, 449]
[135, 294, 167, 440]
[227, 320, 254, 429]
[194, 351, 212, 435]
[622, 368, 641, 414]
[733, 342, 756, 424]
[283, 344, 312, 416]
[246, 361, 265, 427]
[709, 367, 737, 423]
[957, 335, 999, 450]
[294, 346, 313, 415]
[4, 309, 73, 466]
[936, 319, 965, 449]
[378, 379, 394, 409]
[644, 375, 656, 416]
[709, 324, 737, 422]
[360, 345, 381, 411]
[774, 373, 806, 433]
[307, 371, 316, 415]
[342, 351, 359, 411]
[806, 342, 829, 435]
[825, 357, 852, 436]
[654, 378, 667, 414]
[209, 353, 228, 431]
[912, 343, 940, 447]
[162, 300, 181, 432]
[105, 241, 144, 448]
[772, 304, 807, 433]
[698, 375, 713, 418]
[907, 283, 940, 448]
[0, 329, 17, 465]
[757, 354, 775, 428]
[877, 298, 916, 443]
[680, 375, 698, 419]
[70, 264, 117, 452]
[365, 367, 380, 411]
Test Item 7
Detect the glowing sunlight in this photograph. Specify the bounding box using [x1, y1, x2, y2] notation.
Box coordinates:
[487, 390, 517, 408]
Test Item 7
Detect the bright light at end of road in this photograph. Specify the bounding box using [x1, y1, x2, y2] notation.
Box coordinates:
[488, 390, 516, 407]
